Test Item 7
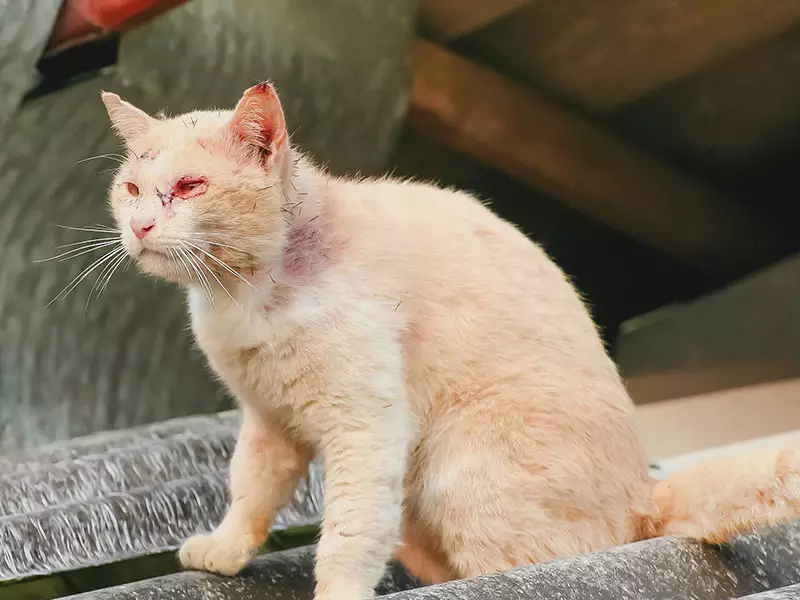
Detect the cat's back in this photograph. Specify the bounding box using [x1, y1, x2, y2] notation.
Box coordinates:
[332, 176, 555, 280]
[331, 176, 590, 329]
[329, 176, 616, 393]
[337, 176, 524, 245]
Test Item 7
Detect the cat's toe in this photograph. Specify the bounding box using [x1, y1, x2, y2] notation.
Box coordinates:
[179, 533, 253, 576]
[178, 534, 214, 571]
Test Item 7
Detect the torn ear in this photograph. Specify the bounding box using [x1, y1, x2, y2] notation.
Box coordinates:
[101, 92, 156, 144]
[228, 82, 288, 162]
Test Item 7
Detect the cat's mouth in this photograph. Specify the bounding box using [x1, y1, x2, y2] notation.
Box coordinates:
[136, 247, 175, 276]
[136, 246, 177, 279]
[139, 247, 170, 259]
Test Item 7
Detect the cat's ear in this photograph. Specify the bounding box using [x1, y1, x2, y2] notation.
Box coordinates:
[101, 92, 156, 144]
[227, 82, 287, 162]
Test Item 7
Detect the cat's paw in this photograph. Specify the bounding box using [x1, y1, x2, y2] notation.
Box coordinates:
[178, 533, 256, 576]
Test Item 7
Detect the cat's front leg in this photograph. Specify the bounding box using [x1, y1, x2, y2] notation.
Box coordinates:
[180, 406, 312, 575]
[313, 372, 414, 599]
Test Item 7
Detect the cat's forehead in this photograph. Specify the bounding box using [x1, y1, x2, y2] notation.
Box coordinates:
[131, 109, 232, 156]
[166, 109, 232, 136]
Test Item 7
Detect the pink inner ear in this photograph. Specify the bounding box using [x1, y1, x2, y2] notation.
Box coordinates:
[229, 83, 287, 155]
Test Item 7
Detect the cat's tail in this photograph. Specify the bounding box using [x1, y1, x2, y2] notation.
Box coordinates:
[640, 442, 800, 544]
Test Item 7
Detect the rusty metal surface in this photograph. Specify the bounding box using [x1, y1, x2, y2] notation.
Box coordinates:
[0, 0, 417, 452]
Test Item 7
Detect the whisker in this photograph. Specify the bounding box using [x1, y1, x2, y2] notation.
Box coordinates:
[56, 225, 121, 234]
[181, 246, 215, 307]
[55, 235, 121, 249]
[85, 250, 127, 315]
[185, 231, 237, 236]
[56, 240, 122, 260]
[87, 260, 115, 304]
[76, 154, 125, 165]
[185, 244, 238, 306]
[184, 236, 249, 254]
[170, 247, 195, 287]
[184, 232, 243, 242]
[35, 239, 122, 263]
[185, 234, 255, 255]
[47, 246, 128, 307]
[181, 248, 205, 289]
[193, 261, 216, 308]
[193, 261, 216, 306]
[166, 247, 192, 294]
[99, 252, 128, 296]
[182, 240, 256, 290]
[206, 241, 250, 253]
[200, 258, 237, 305]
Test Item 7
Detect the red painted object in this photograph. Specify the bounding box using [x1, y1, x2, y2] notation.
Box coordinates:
[48, 0, 190, 52]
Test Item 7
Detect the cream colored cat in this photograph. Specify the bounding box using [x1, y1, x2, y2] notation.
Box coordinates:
[101, 84, 800, 600]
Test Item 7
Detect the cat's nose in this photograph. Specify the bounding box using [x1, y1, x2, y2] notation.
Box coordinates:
[130, 216, 156, 240]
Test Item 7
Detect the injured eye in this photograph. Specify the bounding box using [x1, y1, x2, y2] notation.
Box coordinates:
[126, 182, 140, 196]
[172, 177, 208, 198]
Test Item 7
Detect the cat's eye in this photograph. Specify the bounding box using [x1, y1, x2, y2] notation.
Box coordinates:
[177, 181, 200, 193]
[172, 177, 208, 198]
[126, 182, 140, 197]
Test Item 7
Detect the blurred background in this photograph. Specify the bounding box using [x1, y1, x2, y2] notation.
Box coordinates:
[2, 0, 800, 462]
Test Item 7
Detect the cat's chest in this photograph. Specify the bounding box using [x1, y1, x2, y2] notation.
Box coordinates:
[187, 290, 299, 407]
[186, 283, 341, 385]
[186, 286, 337, 433]
[189, 290, 287, 359]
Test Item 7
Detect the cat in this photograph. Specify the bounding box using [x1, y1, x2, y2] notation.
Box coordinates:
[100, 83, 800, 600]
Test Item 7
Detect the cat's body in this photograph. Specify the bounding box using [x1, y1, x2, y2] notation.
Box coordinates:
[100, 84, 800, 600]
[188, 169, 649, 584]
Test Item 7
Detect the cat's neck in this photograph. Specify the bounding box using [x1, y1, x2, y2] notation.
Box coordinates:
[278, 148, 327, 232]
[202, 148, 335, 310]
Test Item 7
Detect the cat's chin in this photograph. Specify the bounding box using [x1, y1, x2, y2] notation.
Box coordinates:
[136, 249, 184, 284]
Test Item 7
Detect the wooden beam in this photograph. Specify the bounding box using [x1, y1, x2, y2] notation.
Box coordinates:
[419, 0, 529, 42]
[617, 28, 800, 169]
[463, 0, 800, 112]
[408, 41, 782, 276]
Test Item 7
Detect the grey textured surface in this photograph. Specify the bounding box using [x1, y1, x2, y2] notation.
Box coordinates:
[0, 0, 62, 126]
[724, 521, 800, 591]
[741, 585, 800, 600]
[0, 0, 417, 452]
[64, 546, 420, 599]
[0, 410, 325, 581]
[384, 537, 755, 600]
[0, 410, 240, 476]
[738, 585, 800, 599]
[61, 522, 800, 600]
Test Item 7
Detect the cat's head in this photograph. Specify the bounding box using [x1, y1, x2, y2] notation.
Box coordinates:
[101, 83, 289, 285]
